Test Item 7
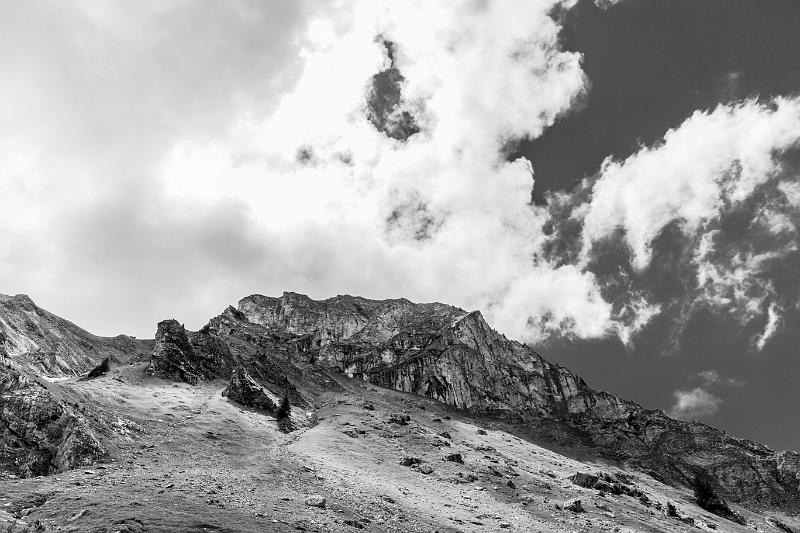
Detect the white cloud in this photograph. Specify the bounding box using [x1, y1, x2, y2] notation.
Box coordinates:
[569, 99, 800, 348]
[580, 99, 800, 270]
[695, 369, 744, 387]
[669, 387, 722, 420]
[755, 303, 782, 351]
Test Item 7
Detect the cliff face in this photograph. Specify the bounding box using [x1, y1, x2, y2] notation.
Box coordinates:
[0, 293, 152, 377]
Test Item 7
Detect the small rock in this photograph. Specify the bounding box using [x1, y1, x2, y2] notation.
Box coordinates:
[400, 457, 422, 467]
[304, 495, 326, 508]
[477, 429, 487, 435]
[499, 522, 511, 529]
[563, 499, 584, 513]
[388, 413, 411, 425]
[767, 517, 794, 533]
[67, 509, 88, 522]
[362, 401, 375, 411]
[438, 431, 452, 439]
[419, 465, 434, 475]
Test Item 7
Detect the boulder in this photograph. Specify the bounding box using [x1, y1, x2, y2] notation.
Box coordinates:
[304, 495, 326, 508]
[564, 499, 584, 513]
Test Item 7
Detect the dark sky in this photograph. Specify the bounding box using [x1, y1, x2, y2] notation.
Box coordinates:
[518, 0, 800, 451]
[521, 0, 800, 203]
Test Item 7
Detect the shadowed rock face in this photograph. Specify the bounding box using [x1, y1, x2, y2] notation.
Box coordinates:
[0, 365, 108, 476]
[147, 319, 232, 385]
[222, 366, 280, 414]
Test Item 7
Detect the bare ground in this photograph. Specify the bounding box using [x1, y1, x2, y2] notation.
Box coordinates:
[2, 363, 798, 533]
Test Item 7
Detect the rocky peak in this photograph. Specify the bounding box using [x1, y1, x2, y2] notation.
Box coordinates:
[238, 292, 464, 347]
[147, 319, 231, 384]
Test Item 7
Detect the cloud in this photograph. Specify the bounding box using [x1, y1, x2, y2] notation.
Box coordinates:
[694, 370, 744, 387]
[580, 99, 800, 270]
[0, 0, 320, 335]
[755, 303, 782, 351]
[545, 99, 800, 350]
[669, 387, 722, 420]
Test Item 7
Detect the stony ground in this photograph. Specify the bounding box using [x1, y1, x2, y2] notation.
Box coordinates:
[2, 363, 798, 533]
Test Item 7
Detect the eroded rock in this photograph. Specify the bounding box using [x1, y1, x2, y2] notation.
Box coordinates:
[222, 367, 279, 414]
[0, 365, 108, 477]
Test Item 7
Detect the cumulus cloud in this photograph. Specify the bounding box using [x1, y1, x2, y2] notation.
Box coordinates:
[580, 99, 800, 270]
[669, 387, 722, 420]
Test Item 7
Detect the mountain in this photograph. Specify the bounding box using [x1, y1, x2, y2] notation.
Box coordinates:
[0, 293, 152, 377]
[1, 291, 798, 532]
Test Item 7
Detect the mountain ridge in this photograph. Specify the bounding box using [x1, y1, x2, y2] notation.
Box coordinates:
[2, 290, 799, 532]
[144, 291, 800, 510]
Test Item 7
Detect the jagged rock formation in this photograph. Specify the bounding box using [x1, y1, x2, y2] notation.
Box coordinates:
[0, 364, 108, 476]
[222, 366, 281, 413]
[80, 357, 110, 381]
[0, 293, 152, 377]
[147, 319, 232, 384]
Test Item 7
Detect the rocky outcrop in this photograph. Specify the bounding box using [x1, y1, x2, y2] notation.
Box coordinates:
[80, 357, 110, 381]
[147, 320, 232, 384]
[222, 366, 280, 413]
[0, 364, 108, 477]
[0, 293, 152, 378]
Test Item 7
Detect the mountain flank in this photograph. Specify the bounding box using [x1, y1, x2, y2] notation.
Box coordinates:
[1, 291, 798, 532]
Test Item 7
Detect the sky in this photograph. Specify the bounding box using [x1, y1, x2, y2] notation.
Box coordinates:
[1, 0, 800, 450]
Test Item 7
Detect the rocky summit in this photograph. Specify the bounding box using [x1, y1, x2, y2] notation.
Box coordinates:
[1, 291, 799, 532]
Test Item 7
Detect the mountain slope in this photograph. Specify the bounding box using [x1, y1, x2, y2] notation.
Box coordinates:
[230, 293, 800, 510]
[1, 291, 799, 532]
[0, 293, 152, 377]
